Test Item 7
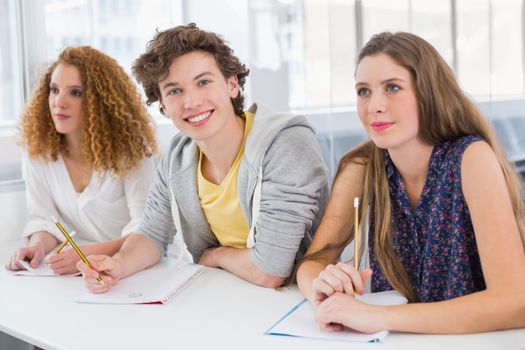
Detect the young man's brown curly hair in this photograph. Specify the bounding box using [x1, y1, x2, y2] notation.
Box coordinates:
[19, 46, 158, 176]
[132, 23, 250, 117]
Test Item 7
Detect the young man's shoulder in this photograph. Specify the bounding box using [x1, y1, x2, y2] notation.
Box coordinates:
[157, 132, 197, 175]
[250, 102, 310, 127]
[249, 102, 314, 142]
[246, 102, 317, 159]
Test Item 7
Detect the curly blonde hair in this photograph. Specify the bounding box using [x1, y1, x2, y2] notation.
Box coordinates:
[19, 46, 158, 176]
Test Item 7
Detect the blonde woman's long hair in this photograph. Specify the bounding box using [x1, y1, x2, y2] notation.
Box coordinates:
[19, 46, 158, 176]
[346, 32, 525, 301]
[298, 32, 525, 302]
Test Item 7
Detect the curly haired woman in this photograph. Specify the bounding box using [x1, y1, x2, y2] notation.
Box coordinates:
[5, 46, 158, 275]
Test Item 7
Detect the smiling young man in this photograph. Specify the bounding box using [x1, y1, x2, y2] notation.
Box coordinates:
[77, 23, 329, 291]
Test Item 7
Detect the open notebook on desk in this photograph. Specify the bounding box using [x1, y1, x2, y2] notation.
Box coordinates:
[266, 290, 407, 343]
[74, 258, 204, 304]
[14, 259, 81, 277]
[12, 232, 81, 277]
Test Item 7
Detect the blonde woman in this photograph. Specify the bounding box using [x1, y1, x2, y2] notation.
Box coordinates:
[297, 32, 525, 333]
[6, 46, 158, 275]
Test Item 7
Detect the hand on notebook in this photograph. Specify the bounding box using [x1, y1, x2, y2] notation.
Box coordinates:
[45, 247, 81, 275]
[77, 255, 121, 293]
[315, 292, 386, 333]
[311, 262, 372, 305]
[5, 245, 46, 271]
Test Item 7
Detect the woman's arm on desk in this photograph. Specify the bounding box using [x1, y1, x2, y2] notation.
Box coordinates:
[296, 160, 366, 304]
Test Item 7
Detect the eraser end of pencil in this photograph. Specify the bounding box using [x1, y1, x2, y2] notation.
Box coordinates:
[354, 197, 359, 208]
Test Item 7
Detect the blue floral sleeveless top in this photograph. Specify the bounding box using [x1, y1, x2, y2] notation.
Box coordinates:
[369, 135, 486, 302]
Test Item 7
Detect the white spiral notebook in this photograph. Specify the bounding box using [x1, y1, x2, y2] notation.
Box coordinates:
[74, 258, 204, 304]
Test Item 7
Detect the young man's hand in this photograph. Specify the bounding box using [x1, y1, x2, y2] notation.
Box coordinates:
[77, 255, 123, 293]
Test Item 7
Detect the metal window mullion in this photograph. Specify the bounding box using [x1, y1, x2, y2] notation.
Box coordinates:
[451, 0, 458, 75]
[89, 0, 99, 47]
[488, 0, 493, 100]
[16, 0, 47, 104]
[522, 0, 525, 94]
[408, 0, 413, 32]
[355, 0, 363, 52]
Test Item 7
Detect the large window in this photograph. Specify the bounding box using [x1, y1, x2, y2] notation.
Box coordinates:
[0, 0, 23, 184]
[44, 0, 180, 119]
[44, 0, 177, 73]
[2, 0, 525, 180]
[457, 0, 491, 96]
[491, 0, 523, 96]
[8, 0, 525, 117]
[0, 0, 23, 124]
[362, 0, 411, 40]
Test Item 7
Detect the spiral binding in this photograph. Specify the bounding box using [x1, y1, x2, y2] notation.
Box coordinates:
[162, 266, 204, 304]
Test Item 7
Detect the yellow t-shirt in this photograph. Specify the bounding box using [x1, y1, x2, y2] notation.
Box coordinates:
[198, 112, 254, 249]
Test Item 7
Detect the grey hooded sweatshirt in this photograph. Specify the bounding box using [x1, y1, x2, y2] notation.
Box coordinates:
[137, 102, 329, 277]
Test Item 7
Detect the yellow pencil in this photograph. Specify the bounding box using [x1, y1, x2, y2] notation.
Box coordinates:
[54, 230, 76, 254]
[52, 217, 103, 283]
[354, 197, 359, 270]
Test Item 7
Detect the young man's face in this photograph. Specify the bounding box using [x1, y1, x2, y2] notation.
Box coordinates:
[158, 50, 240, 142]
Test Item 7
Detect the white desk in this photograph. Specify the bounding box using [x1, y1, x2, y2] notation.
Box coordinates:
[1, 240, 524, 350]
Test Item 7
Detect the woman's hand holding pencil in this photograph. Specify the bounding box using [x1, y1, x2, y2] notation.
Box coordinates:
[45, 246, 83, 275]
[310, 197, 372, 305]
[311, 263, 373, 305]
[51, 216, 111, 288]
[41, 230, 81, 275]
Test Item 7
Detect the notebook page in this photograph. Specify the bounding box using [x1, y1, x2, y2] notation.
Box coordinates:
[74, 258, 204, 304]
[12, 232, 81, 277]
[14, 257, 81, 277]
[266, 290, 407, 342]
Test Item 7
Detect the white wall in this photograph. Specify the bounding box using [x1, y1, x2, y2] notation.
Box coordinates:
[0, 186, 27, 243]
[0, 130, 22, 181]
